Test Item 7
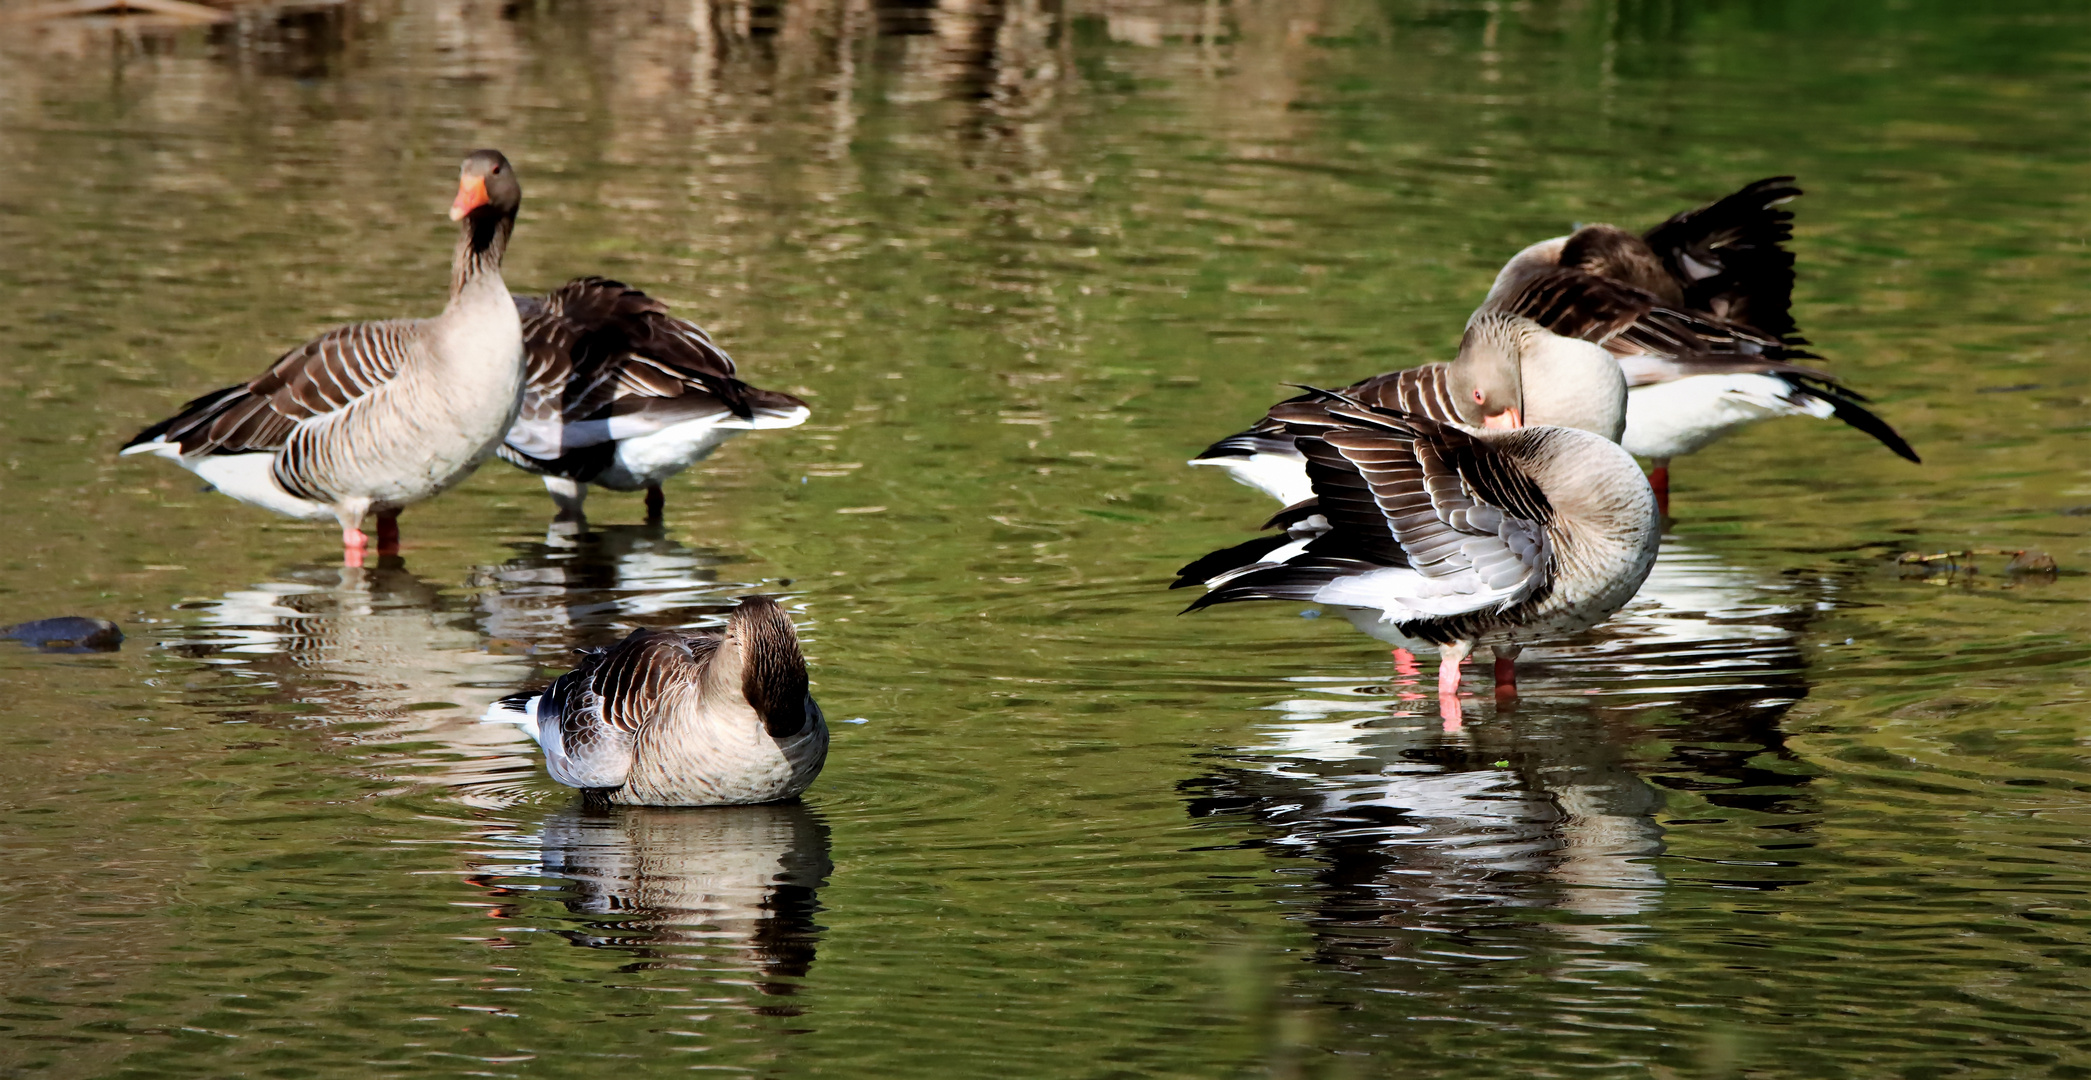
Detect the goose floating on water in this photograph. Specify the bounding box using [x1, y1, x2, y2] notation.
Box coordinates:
[503, 278, 810, 523]
[486, 596, 828, 807]
[1484, 177, 1920, 512]
[1176, 392, 1661, 727]
[122, 150, 528, 566]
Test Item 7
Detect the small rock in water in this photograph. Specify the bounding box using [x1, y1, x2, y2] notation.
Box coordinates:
[3, 616, 123, 653]
[1300, 609, 1321, 619]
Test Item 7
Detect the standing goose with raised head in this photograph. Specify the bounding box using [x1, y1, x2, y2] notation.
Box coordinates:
[486, 596, 828, 807]
[502, 277, 810, 524]
[122, 151, 528, 567]
[1483, 177, 1920, 512]
[1177, 392, 1661, 727]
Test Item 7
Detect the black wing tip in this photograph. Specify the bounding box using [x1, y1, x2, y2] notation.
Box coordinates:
[494, 688, 539, 711]
[119, 384, 255, 454]
[1190, 437, 1258, 462]
[1789, 379, 1922, 463]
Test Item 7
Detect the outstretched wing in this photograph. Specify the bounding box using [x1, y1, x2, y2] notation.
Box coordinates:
[1640, 176, 1803, 340]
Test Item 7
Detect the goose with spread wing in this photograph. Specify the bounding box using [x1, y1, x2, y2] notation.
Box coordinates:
[1177, 394, 1660, 726]
[122, 151, 528, 566]
[1485, 177, 1919, 511]
[485, 596, 828, 806]
[503, 279, 810, 523]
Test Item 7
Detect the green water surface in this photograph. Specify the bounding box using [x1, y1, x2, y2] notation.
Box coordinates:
[3, 1, 2090, 1077]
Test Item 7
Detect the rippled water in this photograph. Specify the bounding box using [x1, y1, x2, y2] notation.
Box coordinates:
[4, 1, 2091, 1076]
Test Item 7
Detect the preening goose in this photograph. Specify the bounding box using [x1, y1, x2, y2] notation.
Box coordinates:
[1188, 252, 1776, 505]
[1176, 393, 1660, 726]
[122, 150, 528, 566]
[503, 278, 810, 523]
[486, 596, 828, 807]
[1484, 177, 1919, 512]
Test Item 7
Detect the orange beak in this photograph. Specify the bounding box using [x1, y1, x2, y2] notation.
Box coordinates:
[449, 175, 489, 221]
[1481, 407, 1523, 431]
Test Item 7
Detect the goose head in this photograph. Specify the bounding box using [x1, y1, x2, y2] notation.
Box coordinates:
[1446, 322, 1527, 431]
[451, 149, 521, 223]
[716, 596, 822, 740]
[1452, 313, 1627, 443]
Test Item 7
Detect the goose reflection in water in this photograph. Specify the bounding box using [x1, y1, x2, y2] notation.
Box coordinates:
[531, 802, 832, 1004]
[1185, 542, 1825, 968]
[475, 523, 746, 656]
[165, 561, 539, 790]
[158, 527, 774, 794]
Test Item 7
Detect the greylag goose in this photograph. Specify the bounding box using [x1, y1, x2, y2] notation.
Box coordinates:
[503, 278, 810, 523]
[1483, 177, 1919, 512]
[1176, 392, 1660, 726]
[122, 150, 528, 566]
[485, 596, 828, 807]
[1188, 256, 1771, 505]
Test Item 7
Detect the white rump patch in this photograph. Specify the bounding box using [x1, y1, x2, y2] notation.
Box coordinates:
[1623, 373, 1830, 459]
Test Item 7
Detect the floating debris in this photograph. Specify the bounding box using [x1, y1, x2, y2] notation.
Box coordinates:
[1896, 548, 2058, 585]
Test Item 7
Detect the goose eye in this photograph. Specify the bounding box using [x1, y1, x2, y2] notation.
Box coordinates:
[1472, 389, 1486, 404]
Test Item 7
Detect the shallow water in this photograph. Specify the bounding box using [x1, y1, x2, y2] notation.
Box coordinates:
[3, 1, 2091, 1076]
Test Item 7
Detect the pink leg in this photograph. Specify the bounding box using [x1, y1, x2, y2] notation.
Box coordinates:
[1648, 460, 1671, 519]
[1493, 643, 1522, 705]
[1437, 642, 1473, 731]
[375, 510, 400, 556]
[342, 526, 369, 569]
[1392, 647, 1420, 677]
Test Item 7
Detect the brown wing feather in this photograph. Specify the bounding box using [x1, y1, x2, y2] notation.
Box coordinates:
[1505, 267, 1798, 365]
[1639, 176, 1803, 340]
[515, 278, 804, 428]
[587, 628, 710, 737]
[123, 321, 419, 458]
[1193, 363, 1461, 463]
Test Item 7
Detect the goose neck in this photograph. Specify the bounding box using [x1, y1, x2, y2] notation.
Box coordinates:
[1521, 335, 1628, 442]
[450, 212, 513, 306]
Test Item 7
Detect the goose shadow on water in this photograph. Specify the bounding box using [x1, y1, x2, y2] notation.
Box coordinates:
[479, 801, 834, 1010]
[1183, 541, 1827, 975]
